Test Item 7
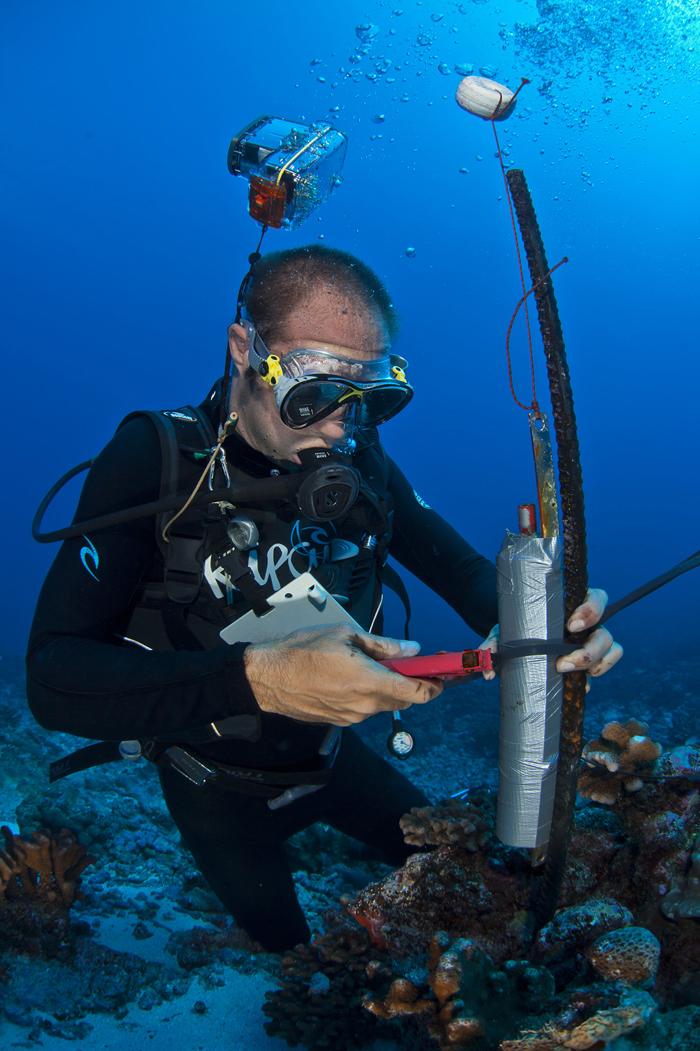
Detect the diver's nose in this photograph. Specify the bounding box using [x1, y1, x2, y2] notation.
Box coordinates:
[320, 400, 359, 438]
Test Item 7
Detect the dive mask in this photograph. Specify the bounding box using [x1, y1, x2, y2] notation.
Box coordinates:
[244, 322, 413, 429]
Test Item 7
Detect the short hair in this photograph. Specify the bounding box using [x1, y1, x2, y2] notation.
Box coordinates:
[243, 244, 399, 344]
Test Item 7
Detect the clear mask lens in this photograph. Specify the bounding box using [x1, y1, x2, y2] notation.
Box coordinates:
[282, 380, 412, 429]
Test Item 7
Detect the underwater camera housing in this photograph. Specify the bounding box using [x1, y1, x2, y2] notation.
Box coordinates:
[227, 116, 347, 229]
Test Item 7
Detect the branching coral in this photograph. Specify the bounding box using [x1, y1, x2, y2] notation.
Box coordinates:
[578, 720, 662, 805]
[400, 800, 491, 851]
[262, 916, 394, 1050]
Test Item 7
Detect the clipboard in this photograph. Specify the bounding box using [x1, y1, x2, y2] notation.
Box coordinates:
[219, 571, 363, 646]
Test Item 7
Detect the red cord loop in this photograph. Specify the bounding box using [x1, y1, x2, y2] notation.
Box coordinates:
[505, 258, 569, 415]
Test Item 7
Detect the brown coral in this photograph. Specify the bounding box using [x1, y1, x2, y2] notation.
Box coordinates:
[365, 933, 490, 1049]
[500, 988, 656, 1050]
[578, 720, 662, 806]
[428, 937, 488, 1048]
[0, 825, 92, 908]
[263, 916, 394, 1050]
[556, 1001, 650, 1048]
[363, 977, 434, 1020]
[400, 800, 491, 851]
[587, 926, 660, 985]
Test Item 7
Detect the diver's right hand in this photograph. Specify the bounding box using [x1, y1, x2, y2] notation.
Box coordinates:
[242, 624, 444, 726]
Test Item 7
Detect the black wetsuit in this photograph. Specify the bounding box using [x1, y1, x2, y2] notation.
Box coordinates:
[26, 395, 497, 951]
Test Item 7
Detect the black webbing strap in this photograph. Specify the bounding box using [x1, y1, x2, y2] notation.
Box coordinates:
[49, 741, 123, 783]
[49, 731, 339, 791]
[225, 548, 275, 617]
[600, 549, 700, 623]
[119, 404, 217, 605]
[380, 562, 412, 639]
[494, 639, 580, 666]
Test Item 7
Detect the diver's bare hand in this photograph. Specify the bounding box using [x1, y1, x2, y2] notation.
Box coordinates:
[478, 624, 499, 682]
[478, 588, 623, 686]
[555, 587, 623, 677]
[243, 624, 443, 726]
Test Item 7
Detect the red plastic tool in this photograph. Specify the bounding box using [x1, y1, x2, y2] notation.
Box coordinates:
[379, 649, 493, 681]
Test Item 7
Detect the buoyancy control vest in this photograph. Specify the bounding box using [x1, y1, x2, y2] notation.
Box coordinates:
[120, 386, 398, 659]
[46, 382, 414, 793]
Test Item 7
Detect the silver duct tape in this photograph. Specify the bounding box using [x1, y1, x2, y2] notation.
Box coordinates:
[496, 533, 564, 848]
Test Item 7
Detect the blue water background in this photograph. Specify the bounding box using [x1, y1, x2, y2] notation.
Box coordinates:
[2, 0, 698, 663]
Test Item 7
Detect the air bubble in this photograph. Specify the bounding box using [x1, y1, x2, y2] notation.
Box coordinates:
[356, 23, 380, 43]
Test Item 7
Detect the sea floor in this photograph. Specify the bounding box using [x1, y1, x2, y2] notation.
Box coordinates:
[0, 651, 697, 1049]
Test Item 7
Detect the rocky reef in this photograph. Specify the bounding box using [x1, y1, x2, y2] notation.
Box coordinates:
[263, 719, 700, 1050]
[1, 651, 698, 1048]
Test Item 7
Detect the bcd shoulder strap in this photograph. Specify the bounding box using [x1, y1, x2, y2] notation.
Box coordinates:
[118, 404, 217, 607]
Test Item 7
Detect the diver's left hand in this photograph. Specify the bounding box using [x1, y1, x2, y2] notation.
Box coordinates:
[478, 587, 623, 683]
[556, 587, 623, 678]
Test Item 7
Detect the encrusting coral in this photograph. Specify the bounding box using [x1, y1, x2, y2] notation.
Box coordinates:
[656, 743, 700, 781]
[660, 830, 700, 920]
[586, 926, 660, 985]
[499, 986, 656, 1050]
[533, 899, 633, 964]
[578, 720, 662, 805]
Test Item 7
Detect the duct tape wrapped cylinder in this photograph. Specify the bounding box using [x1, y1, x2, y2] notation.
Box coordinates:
[496, 534, 564, 848]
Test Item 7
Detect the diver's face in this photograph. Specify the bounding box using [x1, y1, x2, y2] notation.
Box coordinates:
[227, 287, 389, 467]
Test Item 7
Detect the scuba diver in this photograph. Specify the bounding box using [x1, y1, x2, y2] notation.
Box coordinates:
[25, 245, 622, 952]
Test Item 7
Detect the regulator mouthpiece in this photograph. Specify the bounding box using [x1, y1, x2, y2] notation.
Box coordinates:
[295, 447, 360, 522]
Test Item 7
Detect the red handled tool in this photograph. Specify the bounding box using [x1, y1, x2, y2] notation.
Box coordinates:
[379, 648, 493, 681]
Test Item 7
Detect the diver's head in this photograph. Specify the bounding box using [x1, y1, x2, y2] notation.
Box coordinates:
[226, 246, 410, 467]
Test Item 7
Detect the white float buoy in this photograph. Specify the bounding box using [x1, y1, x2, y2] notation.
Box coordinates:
[455, 75, 517, 121]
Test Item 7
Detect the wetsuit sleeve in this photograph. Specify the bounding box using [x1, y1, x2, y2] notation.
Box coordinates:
[26, 416, 261, 742]
[386, 456, 498, 639]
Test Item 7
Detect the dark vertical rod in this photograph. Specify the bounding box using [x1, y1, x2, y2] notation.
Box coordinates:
[505, 168, 589, 927]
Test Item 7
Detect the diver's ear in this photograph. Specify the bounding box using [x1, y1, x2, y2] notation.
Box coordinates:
[228, 322, 249, 374]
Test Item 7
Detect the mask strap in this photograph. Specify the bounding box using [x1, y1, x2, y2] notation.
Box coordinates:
[220, 225, 269, 427]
